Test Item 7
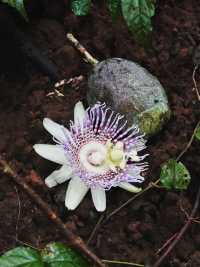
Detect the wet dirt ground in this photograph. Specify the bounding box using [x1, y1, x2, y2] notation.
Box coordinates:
[0, 1, 200, 266]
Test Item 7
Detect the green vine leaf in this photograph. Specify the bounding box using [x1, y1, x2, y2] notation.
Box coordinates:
[0, 247, 44, 267]
[71, 0, 91, 16]
[195, 126, 200, 141]
[107, 0, 121, 21]
[160, 159, 191, 190]
[1, 0, 28, 21]
[121, 0, 156, 44]
[41, 243, 89, 267]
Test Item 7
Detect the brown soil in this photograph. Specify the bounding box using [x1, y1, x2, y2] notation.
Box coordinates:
[0, 1, 200, 266]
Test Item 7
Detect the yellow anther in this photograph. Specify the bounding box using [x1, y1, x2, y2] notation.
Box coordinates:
[105, 140, 127, 171]
[110, 149, 124, 162]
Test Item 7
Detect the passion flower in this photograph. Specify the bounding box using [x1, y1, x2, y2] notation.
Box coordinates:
[33, 102, 148, 212]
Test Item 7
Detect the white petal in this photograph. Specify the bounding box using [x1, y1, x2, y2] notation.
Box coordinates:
[91, 187, 106, 212]
[45, 165, 73, 188]
[118, 182, 142, 193]
[74, 101, 86, 126]
[65, 176, 88, 210]
[43, 118, 66, 142]
[33, 144, 68, 165]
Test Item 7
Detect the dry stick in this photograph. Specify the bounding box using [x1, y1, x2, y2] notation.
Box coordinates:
[102, 259, 144, 267]
[0, 158, 105, 267]
[14, 186, 21, 243]
[14, 187, 40, 250]
[176, 120, 200, 161]
[66, 33, 99, 65]
[153, 185, 200, 267]
[192, 65, 200, 101]
[155, 233, 178, 256]
[87, 214, 105, 245]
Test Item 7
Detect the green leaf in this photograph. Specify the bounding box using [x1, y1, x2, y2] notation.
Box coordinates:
[0, 247, 44, 267]
[121, 0, 156, 44]
[71, 0, 91, 16]
[1, 0, 28, 21]
[107, 0, 121, 21]
[160, 159, 191, 190]
[195, 126, 200, 141]
[42, 243, 89, 267]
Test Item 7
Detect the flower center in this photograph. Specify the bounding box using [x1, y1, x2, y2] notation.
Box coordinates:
[88, 151, 105, 166]
[79, 141, 109, 174]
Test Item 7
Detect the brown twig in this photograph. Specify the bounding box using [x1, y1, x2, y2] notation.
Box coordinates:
[179, 198, 200, 224]
[176, 120, 200, 161]
[155, 233, 177, 256]
[153, 185, 200, 267]
[67, 33, 99, 65]
[102, 259, 144, 267]
[14, 186, 21, 243]
[192, 65, 200, 101]
[87, 214, 105, 245]
[0, 157, 105, 267]
[9, 236, 40, 251]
